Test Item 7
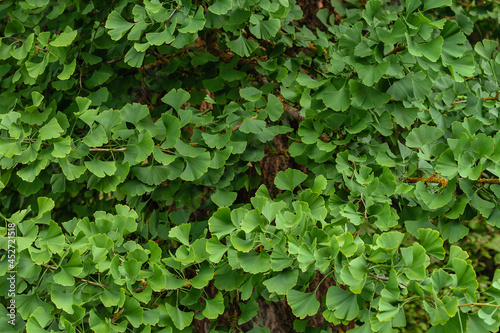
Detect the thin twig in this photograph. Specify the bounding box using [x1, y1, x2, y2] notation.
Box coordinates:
[88, 147, 127, 152]
[360, 193, 367, 219]
[457, 302, 500, 308]
[286, 135, 301, 143]
[42, 263, 58, 270]
[370, 273, 434, 302]
[79, 278, 109, 288]
[113, 253, 125, 263]
[384, 45, 407, 58]
[43, 263, 108, 288]
[165, 7, 179, 23]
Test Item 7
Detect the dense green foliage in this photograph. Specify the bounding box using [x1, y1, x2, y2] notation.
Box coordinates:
[1, 0, 500, 332]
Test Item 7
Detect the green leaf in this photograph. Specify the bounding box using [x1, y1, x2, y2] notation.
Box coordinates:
[160, 114, 181, 148]
[37, 197, 54, 220]
[17, 294, 53, 321]
[405, 125, 444, 148]
[376, 231, 404, 252]
[211, 189, 237, 207]
[298, 243, 316, 272]
[469, 312, 500, 332]
[52, 136, 72, 158]
[423, 296, 458, 325]
[123, 296, 144, 327]
[238, 299, 259, 325]
[50, 28, 78, 47]
[231, 233, 254, 252]
[169, 223, 191, 246]
[209, 147, 233, 168]
[417, 229, 445, 260]
[250, 16, 281, 39]
[436, 149, 458, 178]
[326, 286, 359, 321]
[340, 256, 368, 294]
[119, 179, 155, 196]
[178, 7, 206, 33]
[207, 238, 230, 263]
[274, 169, 307, 191]
[209, 207, 236, 238]
[25, 54, 48, 78]
[241, 209, 265, 233]
[124, 47, 145, 68]
[202, 292, 225, 319]
[355, 62, 390, 86]
[37, 220, 65, 253]
[452, 258, 478, 292]
[59, 158, 86, 180]
[387, 72, 432, 101]
[472, 133, 495, 158]
[240, 118, 266, 134]
[238, 250, 271, 274]
[105, 11, 134, 40]
[27, 0, 49, 6]
[51, 288, 79, 314]
[415, 181, 454, 210]
[349, 79, 391, 109]
[58, 59, 76, 80]
[165, 303, 194, 330]
[181, 153, 210, 181]
[401, 243, 429, 280]
[474, 40, 498, 59]
[146, 27, 175, 45]
[162, 89, 190, 111]
[227, 35, 259, 57]
[263, 270, 299, 295]
[322, 87, 351, 111]
[286, 290, 320, 319]
[53, 251, 84, 286]
[407, 35, 444, 62]
[120, 103, 149, 124]
[5, 18, 25, 37]
[132, 165, 171, 185]
[423, 0, 451, 11]
[362, 0, 382, 26]
[269, 246, 293, 272]
[17, 158, 48, 182]
[265, 94, 284, 121]
[240, 87, 263, 102]
[39, 118, 64, 140]
[209, 0, 232, 15]
[124, 131, 155, 165]
[85, 160, 117, 178]
[83, 125, 108, 147]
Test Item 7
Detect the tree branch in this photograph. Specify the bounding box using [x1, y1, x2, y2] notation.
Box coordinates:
[450, 91, 499, 105]
[280, 95, 305, 122]
[399, 173, 448, 187]
[399, 173, 500, 186]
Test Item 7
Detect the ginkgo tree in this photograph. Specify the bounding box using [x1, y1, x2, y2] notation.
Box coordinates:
[1, 0, 500, 332]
